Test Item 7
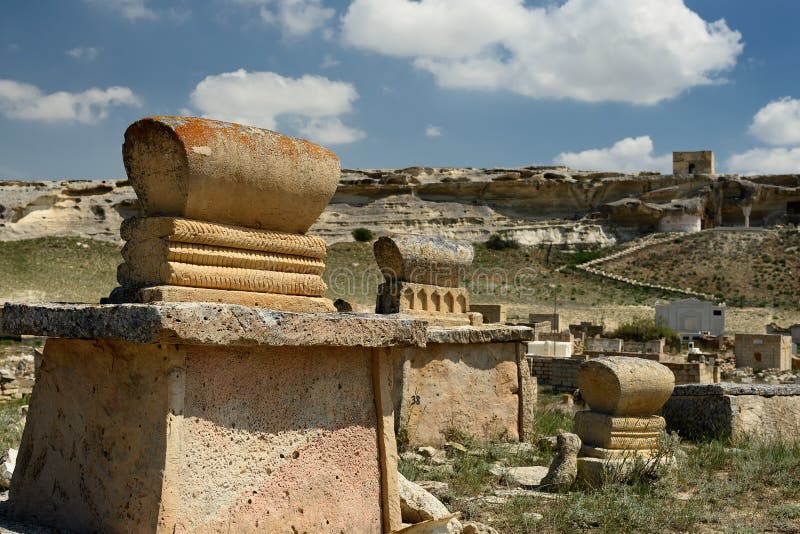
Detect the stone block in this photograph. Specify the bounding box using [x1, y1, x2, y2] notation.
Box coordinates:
[469, 304, 506, 324]
[663, 383, 800, 442]
[2, 304, 424, 533]
[526, 341, 572, 358]
[391, 326, 535, 448]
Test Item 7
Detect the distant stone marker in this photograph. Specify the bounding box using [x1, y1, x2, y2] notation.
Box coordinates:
[373, 234, 480, 326]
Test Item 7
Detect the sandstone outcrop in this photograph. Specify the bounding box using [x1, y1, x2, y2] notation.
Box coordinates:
[2, 168, 799, 246]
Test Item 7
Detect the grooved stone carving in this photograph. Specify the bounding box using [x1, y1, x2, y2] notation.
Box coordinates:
[122, 116, 340, 233]
[121, 217, 327, 259]
[119, 262, 327, 296]
[122, 240, 325, 278]
[373, 235, 473, 288]
[573, 412, 665, 450]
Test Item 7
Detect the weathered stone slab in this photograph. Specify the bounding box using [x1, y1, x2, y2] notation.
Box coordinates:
[1, 303, 426, 348]
[106, 285, 336, 313]
[425, 325, 533, 345]
[664, 383, 800, 441]
[672, 383, 800, 396]
[392, 336, 531, 448]
[9, 338, 385, 533]
[373, 235, 473, 288]
[122, 117, 340, 233]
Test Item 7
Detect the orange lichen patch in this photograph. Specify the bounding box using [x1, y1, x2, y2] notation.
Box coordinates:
[141, 116, 339, 164]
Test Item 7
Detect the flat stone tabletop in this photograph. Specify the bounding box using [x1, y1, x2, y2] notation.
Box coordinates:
[426, 325, 534, 344]
[672, 382, 800, 396]
[1, 302, 426, 347]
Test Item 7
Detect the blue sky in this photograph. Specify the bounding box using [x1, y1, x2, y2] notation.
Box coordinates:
[1, 0, 800, 180]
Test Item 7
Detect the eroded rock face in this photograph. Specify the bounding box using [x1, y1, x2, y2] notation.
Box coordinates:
[1, 169, 799, 245]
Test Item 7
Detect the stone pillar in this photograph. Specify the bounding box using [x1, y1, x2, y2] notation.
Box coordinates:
[574, 356, 675, 486]
[2, 303, 424, 533]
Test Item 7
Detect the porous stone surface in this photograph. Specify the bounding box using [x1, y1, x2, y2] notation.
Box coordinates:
[1, 302, 426, 347]
[9, 338, 385, 533]
[664, 384, 800, 441]
[425, 325, 533, 345]
[672, 383, 800, 396]
[105, 285, 337, 313]
[374, 235, 473, 287]
[392, 341, 525, 447]
[122, 117, 340, 233]
[577, 356, 675, 416]
[540, 432, 581, 491]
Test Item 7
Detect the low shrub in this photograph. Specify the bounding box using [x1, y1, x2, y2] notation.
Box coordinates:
[351, 227, 374, 242]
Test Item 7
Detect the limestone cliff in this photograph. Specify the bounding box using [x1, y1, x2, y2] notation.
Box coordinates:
[1, 168, 799, 246]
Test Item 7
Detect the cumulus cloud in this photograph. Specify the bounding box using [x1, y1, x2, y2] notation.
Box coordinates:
[748, 97, 800, 146]
[425, 125, 443, 137]
[0, 79, 141, 123]
[726, 148, 800, 175]
[66, 47, 101, 62]
[341, 0, 743, 105]
[554, 136, 671, 173]
[189, 69, 365, 144]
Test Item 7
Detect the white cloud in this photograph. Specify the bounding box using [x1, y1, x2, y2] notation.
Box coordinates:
[554, 136, 671, 173]
[320, 54, 340, 69]
[66, 47, 101, 62]
[748, 97, 800, 146]
[341, 0, 743, 105]
[189, 69, 364, 144]
[84, 0, 158, 20]
[0, 79, 141, 123]
[726, 148, 800, 175]
[234, 0, 334, 37]
[425, 125, 443, 137]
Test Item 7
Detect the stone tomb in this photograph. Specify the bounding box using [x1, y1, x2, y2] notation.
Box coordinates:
[2, 302, 424, 533]
[389, 325, 536, 448]
[663, 383, 800, 442]
[574, 357, 675, 486]
[374, 235, 479, 327]
[107, 116, 338, 313]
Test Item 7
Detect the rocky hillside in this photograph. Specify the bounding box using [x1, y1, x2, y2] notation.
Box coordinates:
[1, 167, 799, 246]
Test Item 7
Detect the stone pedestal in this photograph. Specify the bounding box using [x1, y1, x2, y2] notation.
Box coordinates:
[573, 357, 675, 487]
[390, 325, 536, 448]
[2, 303, 425, 533]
